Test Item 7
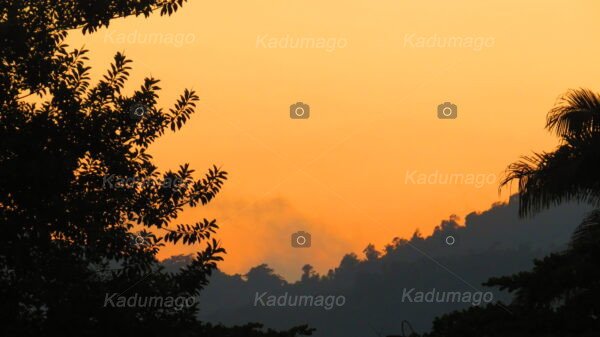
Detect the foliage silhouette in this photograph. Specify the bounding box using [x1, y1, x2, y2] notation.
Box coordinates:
[501, 88, 600, 248]
[0, 1, 312, 336]
[420, 89, 600, 337]
[197, 198, 588, 337]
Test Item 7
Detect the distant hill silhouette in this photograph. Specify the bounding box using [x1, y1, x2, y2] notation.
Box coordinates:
[420, 87, 600, 337]
[162, 195, 591, 337]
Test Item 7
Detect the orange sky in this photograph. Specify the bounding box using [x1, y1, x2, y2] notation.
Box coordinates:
[67, 0, 600, 280]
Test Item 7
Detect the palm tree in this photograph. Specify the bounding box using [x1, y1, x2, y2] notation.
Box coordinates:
[501, 88, 600, 248]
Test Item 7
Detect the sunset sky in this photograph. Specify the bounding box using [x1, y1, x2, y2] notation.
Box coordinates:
[67, 0, 600, 280]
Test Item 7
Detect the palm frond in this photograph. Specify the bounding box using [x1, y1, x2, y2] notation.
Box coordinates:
[569, 209, 600, 250]
[502, 88, 600, 217]
[501, 139, 600, 217]
[546, 88, 600, 139]
[570, 209, 600, 250]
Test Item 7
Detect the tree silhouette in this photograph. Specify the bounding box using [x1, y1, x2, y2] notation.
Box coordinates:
[420, 89, 600, 337]
[0, 1, 312, 336]
[501, 88, 600, 247]
[363, 243, 382, 261]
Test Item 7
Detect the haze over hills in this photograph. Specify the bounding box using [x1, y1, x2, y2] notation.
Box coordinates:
[161, 195, 592, 337]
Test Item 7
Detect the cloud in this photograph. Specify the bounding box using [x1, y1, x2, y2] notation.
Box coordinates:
[164, 196, 353, 281]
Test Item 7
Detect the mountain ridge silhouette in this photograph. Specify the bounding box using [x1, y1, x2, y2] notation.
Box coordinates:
[162, 194, 591, 337]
